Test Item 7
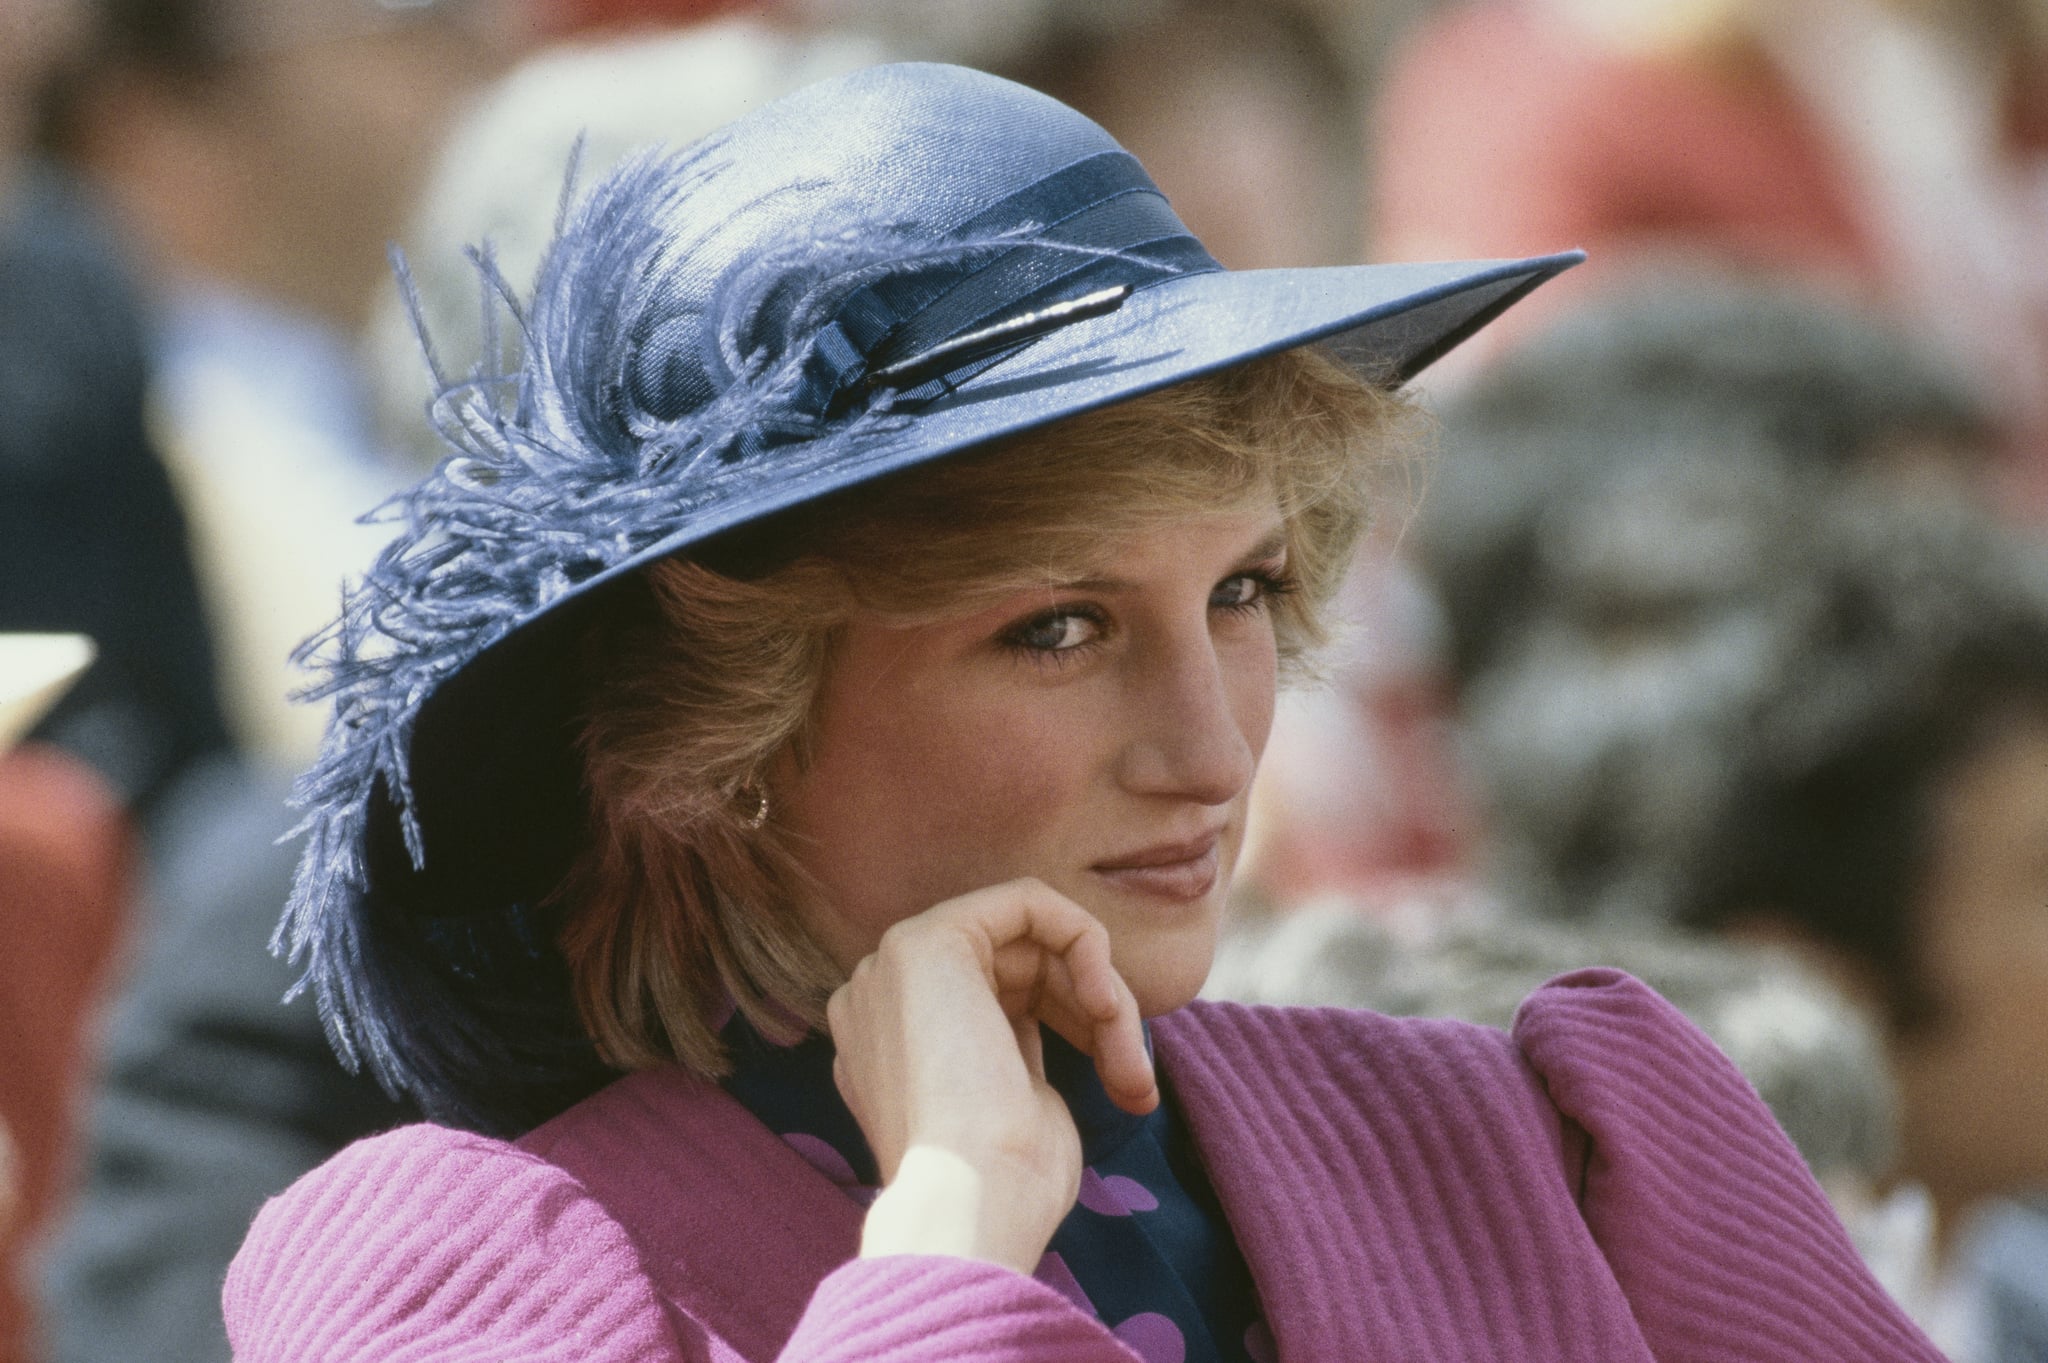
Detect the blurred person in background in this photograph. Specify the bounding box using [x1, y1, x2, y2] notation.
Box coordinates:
[25, 3, 526, 1359]
[2, 2, 212, 1356]
[1411, 272, 1988, 922]
[1238, 269, 1984, 910]
[369, 13, 887, 468]
[0, 636, 128, 1363]
[1672, 500, 2048, 1361]
[1, 0, 229, 815]
[0, 734, 129, 1363]
[1387, 276, 2048, 1359]
[47, 15, 870, 1362]
[39, 0, 529, 766]
[1416, 268, 1989, 753]
[1370, 0, 2048, 511]
[38, 755, 420, 1363]
[1004, 0, 1364, 270]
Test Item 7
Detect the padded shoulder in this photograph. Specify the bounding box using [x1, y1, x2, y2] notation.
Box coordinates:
[1156, 999, 1660, 1361]
[224, 1122, 682, 1362]
[1512, 968, 1943, 1363]
[1167, 994, 1563, 1132]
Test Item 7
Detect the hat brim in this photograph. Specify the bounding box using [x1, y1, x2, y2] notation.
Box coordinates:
[372, 252, 1581, 916]
[592, 253, 1582, 595]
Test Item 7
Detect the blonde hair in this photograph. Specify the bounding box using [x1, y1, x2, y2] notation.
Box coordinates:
[557, 347, 1415, 1077]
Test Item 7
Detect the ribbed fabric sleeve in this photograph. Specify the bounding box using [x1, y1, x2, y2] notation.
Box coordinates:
[1155, 999, 1655, 1361]
[515, 1065, 862, 1359]
[786, 1259, 1141, 1363]
[223, 1125, 683, 1362]
[223, 1122, 1143, 1362]
[1511, 968, 1945, 1363]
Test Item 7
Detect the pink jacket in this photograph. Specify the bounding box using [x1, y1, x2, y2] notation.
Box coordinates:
[224, 970, 1942, 1361]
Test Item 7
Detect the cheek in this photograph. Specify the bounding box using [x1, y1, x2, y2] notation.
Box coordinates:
[879, 702, 1080, 853]
[1224, 629, 1281, 771]
[782, 671, 1106, 952]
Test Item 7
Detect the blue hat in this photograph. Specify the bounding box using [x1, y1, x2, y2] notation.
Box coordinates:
[283, 61, 1579, 1134]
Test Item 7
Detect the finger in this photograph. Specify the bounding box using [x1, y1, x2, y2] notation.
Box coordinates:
[1003, 942, 1157, 1118]
[986, 930, 1121, 1052]
[991, 885, 1155, 1110]
[831, 1053, 859, 1126]
[1016, 910, 1154, 1113]
[1088, 969, 1158, 1115]
[944, 881, 1122, 1021]
[1028, 988, 1157, 1117]
[990, 938, 1054, 1013]
[1019, 952, 1098, 1047]
[929, 880, 1098, 976]
[902, 879, 1157, 1110]
[1052, 910, 1126, 1024]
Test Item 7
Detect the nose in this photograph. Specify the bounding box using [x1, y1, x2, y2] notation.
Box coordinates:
[1114, 628, 1267, 806]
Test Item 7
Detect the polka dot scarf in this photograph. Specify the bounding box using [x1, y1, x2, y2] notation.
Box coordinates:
[720, 1014, 1272, 1363]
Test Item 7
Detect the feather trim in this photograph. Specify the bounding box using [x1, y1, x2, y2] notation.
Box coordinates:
[272, 138, 1144, 1132]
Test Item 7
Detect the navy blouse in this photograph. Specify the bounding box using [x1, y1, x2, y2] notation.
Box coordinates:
[720, 1014, 1270, 1363]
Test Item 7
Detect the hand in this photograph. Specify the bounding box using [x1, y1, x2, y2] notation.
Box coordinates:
[825, 878, 1158, 1274]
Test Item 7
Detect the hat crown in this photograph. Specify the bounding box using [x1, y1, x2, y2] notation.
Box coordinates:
[531, 63, 1214, 452]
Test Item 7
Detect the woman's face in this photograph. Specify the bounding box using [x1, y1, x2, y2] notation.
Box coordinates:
[1891, 706, 2048, 1217]
[774, 497, 1287, 1016]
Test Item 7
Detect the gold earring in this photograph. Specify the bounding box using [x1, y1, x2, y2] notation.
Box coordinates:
[739, 781, 770, 830]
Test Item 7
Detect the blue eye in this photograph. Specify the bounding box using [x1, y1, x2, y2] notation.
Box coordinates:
[1003, 607, 1104, 655]
[1212, 569, 1294, 614]
[1211, 575, 1261, 610]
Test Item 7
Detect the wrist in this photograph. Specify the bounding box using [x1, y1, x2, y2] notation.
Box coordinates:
[859, 1145, 1050, 1275]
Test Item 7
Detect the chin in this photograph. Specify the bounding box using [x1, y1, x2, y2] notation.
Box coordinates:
[1116, 919, 1223, 1019]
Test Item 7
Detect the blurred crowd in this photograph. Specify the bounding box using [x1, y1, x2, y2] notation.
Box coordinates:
[0, 0, 2043, 1360]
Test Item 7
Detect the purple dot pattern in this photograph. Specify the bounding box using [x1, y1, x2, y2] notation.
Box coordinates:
[1103, 1174, 1159, 1213]
[723, 1014, 1266, 1363]
[1076, 1170, 1128, 1216]
[780, 1133, 857, 1187]
[1033, 1252, 1093, 1316]
[1077, 1170, 1163, 1216]
[1114, 1312, 1187, 1363]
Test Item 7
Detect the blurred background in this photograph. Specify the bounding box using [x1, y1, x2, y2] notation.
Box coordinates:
[0, 0, 2043, 1359]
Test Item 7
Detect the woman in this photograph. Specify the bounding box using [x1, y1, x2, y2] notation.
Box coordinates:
[226, 64, 1938, 1362]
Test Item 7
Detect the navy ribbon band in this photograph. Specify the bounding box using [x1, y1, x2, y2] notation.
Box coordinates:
[786, 149, 1217, 426]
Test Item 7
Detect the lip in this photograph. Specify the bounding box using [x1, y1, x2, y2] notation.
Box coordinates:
[1090, 832, 1224, 902]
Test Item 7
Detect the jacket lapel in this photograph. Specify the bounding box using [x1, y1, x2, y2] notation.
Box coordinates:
[1153, 1007, 1353, 1361]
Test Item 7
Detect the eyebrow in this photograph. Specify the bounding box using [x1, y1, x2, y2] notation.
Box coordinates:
[1047, 527, 1290, 595]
